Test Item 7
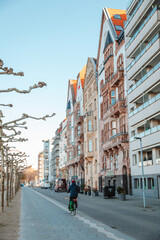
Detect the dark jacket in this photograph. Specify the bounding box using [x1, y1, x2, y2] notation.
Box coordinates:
[67, 182, 78, 198]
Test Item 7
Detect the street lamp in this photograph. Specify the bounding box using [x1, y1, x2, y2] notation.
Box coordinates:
[134, 136, 146, 208]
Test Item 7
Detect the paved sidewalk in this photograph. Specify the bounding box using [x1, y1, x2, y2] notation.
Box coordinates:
[19, 187, 136, 240]
[0, 190, 21, 240]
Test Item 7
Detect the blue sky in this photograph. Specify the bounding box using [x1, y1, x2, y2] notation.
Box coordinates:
[0, 0, 128, 168]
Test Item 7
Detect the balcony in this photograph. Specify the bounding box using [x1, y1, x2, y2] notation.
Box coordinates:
[130, 125, 160, 141]
[156, 159, 160, 164]
[103, 132, 128, 151]
[104, 99, 126, 118]
[129, 93, 160, 118]
[75, 153, 84, 163]
[65, 158, 75, 167]
[127, 37, 160, 80]
[126, 7, 160, 58]
[110, 69, 124, 88]
[85, 151, 94, 159]
[128, 62, 160, 96]
[139, 160, 153, 167]
[75, 116, 83, 126]
[76, 133, 84, 144]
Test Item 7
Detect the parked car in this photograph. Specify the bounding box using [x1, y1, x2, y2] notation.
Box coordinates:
[54, 178, 67, 192]
[41, 183, 50, 189]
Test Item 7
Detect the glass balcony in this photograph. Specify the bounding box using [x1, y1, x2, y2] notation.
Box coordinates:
[130, 125, 160, 141]
[125, 0, 144, 28]
[127, 33, 159, 71]
[128, 62, 160, 94]
[126, 6, 157, 49]
[129, 93, 160, 117]
[127, 0, 135, 10]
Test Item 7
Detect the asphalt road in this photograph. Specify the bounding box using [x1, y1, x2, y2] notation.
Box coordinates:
[18, 187, 136, 240]
[32, 187, 160, 240]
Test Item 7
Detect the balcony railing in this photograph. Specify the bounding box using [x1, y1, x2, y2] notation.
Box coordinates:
[75, 153, 84, 163]
[76, 133, 84, 143]
[105, 99, 126, 118]
[111, 69, 124, 87]
[139, 160, 153, 167]
[126, 6, 157, 49]
[156, 158, 160, 164]
[75, 115, 83, 125]
[125, 0, 144, 28]
[129, 93, 160, 117]
[103, 132, 128, 150]
[128, 62, 160, 94]
[127, 33, 159, 71]
[130, 124, 160, 141]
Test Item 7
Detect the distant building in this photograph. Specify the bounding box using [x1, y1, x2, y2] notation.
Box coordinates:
[38, 152, 44, 183]
[59, 119, 67, 179]
[83, 57, 99, 190]
[43, 140, 50, 182]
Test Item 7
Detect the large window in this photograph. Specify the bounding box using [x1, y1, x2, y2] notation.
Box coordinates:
[148, 178, 154, 189]
[111, 91, 116, 105]
[111, 121, 117, 136]
[88, 120, 92, 132]
[95, 138, 97, 151]
[140, 178, 146, 189]
[95, 160, 98, 174]
[78, 145, 81, 155]
[69, 135, 71, 144]
[69, 152, 71, 160]
[88, 140, 92, 152]
[132, 154, 137, 165]
[69, 122, 71, 130]
[77, 126, 81, 135]
[134, 178, 139, 189]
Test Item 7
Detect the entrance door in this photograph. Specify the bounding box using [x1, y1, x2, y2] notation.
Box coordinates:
[158, 176, 160, 199]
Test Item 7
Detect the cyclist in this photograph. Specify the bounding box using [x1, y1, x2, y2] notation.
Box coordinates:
[67, 179, 78, 209]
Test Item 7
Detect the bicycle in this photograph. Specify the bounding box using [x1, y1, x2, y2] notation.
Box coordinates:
[69, 198, 77, 216]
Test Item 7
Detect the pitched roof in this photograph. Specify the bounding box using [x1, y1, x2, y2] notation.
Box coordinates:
[107, 8, 127, 36]
[103, 31, 113, 52]
[79, 65, 86, 88]
[70, 79, 77, 99]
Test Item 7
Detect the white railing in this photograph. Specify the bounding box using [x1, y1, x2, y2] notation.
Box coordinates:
[139, 160, 153, 167]
[130, 125, 160, 141]
[129, 93, 160, 117]
[128, 62, 160, 94]
[126, 7, 157, 49]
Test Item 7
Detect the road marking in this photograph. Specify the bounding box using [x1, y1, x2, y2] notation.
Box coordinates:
[30, 188, 134, 240]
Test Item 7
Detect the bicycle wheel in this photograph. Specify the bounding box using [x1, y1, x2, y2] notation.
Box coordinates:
[72, 202, 76, 216]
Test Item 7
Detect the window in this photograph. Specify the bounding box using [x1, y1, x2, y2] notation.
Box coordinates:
[95, 160, 98, 174]
[111, 91, 116, 105]
[140, 178, 146, 189]
[77, 110, 80, 118]
[69, 122, 71, 130]
[69, 135, 71, 144]
[95, 138, 97, 151]
[86, 163, 88, 175]
[94, 98, 96, 110]
[69, 152, 71, 160]
[78, 145, 81, 155]
[115, 25, 123, 31]
[111, 121, 117, 136]
[132, 154, 137, 165]
[110, 155, 113, 169]
[89, 140, 92, 152]
[115, 160, 118, 169]
[77, 126, 81, 135]
[94, 117, 97, 131]
[134, 178, 139, 189]
[114, 14, 121, 19]
[88, 121, 92, 132]
[148, 178, 154, 189]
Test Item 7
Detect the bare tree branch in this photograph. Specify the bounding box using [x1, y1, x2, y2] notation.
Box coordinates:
[0, 82, 47, 94]
[0, 59, 24, 76]
[0, 104, 13, 107]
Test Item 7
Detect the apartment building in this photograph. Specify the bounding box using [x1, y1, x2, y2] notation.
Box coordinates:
[51, 128, 61, 186]
[59, 119, 67, 179]
[43, 140, 50, 182]
[38, 152, 44, 183]
[97, 8, 131, 193]
[125, 0, 160, 198]
[66, 79, 77, 185]
[83, 57, 99, 189]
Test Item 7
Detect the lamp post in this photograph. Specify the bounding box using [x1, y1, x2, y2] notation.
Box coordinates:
[134, 137, 146, 208]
